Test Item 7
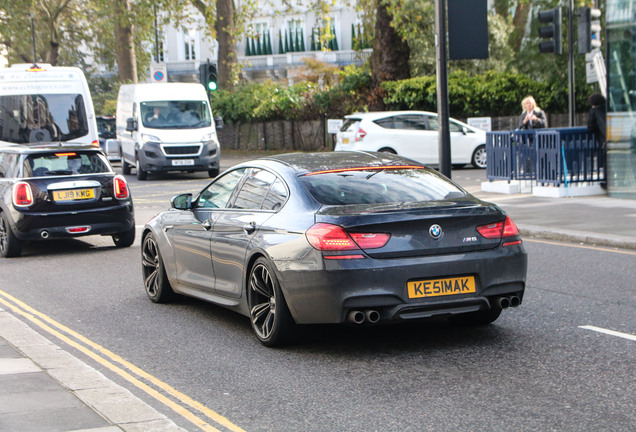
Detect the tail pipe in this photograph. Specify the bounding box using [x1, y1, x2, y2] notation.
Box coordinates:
[495, 296, 521, 309]
[40, 230, 49, 239]
[347, 309, 381, 324]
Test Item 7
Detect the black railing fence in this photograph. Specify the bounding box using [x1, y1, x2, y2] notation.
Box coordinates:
[486, 127, 605, 187]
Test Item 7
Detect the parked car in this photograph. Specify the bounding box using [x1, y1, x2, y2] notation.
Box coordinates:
[0, 143, 135, 258]
[97, 115, 119, 162]
[141, 151, 526, 347]
[334, 111, 488, 168]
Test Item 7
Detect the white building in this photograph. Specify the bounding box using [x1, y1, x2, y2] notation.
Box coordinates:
[155, 1, 371, 85]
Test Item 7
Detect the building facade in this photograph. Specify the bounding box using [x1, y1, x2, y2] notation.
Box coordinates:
[607, 0, 636, 199]
[157, 1, 370, 84]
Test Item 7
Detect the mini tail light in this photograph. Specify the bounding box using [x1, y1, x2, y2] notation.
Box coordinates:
[476, 216, 520, 244]
[13, 182, 33, 207]
[114, 175, 130, 199]
[355, 128, 367, 142]
[306, 223, 390, 251]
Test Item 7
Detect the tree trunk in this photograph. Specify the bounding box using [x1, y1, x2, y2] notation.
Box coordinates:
[510, 1, 532, 53]
[215, 0, 236, 90]
[370, 0, 410, 88]
[114, 0, 138, 83]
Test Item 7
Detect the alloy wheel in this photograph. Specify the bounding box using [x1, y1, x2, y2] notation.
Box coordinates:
[142, 235, 160, 298]
[249, 263, 277, 341]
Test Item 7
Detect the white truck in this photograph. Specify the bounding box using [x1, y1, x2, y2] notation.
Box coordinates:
[116, 83, 221, 180]
[0, 63, 99, 146]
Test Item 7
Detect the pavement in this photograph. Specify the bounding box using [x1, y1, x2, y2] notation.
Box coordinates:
[1, 176, 636, 432]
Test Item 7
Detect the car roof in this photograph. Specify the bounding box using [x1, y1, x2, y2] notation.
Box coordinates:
[257, 151, 426, 176]
[0, 142, 101, 155]
[344, 111, 437, 120]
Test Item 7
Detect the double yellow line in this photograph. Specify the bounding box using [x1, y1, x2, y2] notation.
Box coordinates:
[0, 289, 246, 432]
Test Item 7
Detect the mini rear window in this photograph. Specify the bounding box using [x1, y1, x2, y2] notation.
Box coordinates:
[300, 167, 466, 205]
[24, 151, 111, 177]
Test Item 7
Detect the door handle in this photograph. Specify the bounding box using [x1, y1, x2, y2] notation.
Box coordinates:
[243, 221, 256, 234]
[202, 220, 213, 230]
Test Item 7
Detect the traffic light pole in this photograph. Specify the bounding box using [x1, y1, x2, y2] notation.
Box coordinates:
[435, 0, 452, 179]
[567, 0, 575, 127]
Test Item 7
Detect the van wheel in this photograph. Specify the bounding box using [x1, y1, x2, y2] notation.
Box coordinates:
[136, 159, 148, 180]
[122, 160, 131, 175]
[208, 168, 219, 178]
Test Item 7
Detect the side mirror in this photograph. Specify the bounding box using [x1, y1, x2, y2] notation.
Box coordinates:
[171, 193, 193, 210]
[105, 139, 119, 157]
[125, 117, 137, 132]
[214, 116, 224, 130]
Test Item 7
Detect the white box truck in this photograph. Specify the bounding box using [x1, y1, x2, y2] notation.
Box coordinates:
[0, 63, 99, 146]
[116, 83, 221, 180]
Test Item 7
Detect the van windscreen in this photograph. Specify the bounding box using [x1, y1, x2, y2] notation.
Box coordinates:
[0, 94, 89, 144]
[140, 101, 212, 129]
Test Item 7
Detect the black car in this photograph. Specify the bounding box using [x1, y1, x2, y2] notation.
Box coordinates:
[141, 151, 527, 346]
[0, 143, 135, 258]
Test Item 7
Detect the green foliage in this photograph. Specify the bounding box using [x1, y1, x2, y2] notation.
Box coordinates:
[88, 76, 123, 115]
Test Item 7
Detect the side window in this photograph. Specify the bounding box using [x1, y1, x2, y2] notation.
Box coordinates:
[427, 116, 439, 131]
[233, 169, 277, 210]
[449, 120, 464, 133]
[262, 178, 288, 211]
[393, 115, 427, 130]
[374, 117, 394, 129]
[197, 168, 247, 208]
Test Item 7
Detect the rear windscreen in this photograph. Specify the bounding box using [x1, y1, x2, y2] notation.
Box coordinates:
[24, 151, 111, 177]
[0, 94, 89, 144]
[300, 167, 467, 205]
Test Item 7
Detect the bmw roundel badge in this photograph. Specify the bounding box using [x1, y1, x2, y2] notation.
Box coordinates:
[429, 224, 442, 239]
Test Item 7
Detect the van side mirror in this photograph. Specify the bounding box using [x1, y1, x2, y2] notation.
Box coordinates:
[171, 193, 193, 210]
[214, 116, 224, 130]
[125, 118, 137, 132]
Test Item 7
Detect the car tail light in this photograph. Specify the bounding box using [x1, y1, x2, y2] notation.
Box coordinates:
[92, 140, 99, 147]
[13, 182, 33, 207]
[306, 223, 390, 252]
[476, 216, 521, 245]
[355, 128, 367, 142]
[114, 175, 130, 199]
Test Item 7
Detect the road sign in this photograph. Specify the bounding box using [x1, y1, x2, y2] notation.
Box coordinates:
[150, 63, 167, 83]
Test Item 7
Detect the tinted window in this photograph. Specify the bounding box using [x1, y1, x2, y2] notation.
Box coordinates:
[233, 169, 277, 209]
[374, 117, 394, 129]
[197, 168, 246, 208]
[449, 120, 464, 133]
[340, 119, 361, 132]
[300, 167, 466, 205]
[24, 151, 110, 177]
[262, 178, 288, 211]
[0, 94, 89, 144]
[140, 100, 212, 129]
[392, 115, 427, 130]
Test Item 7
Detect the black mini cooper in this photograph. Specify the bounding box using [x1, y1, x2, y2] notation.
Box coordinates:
[0, 143, 135, 257]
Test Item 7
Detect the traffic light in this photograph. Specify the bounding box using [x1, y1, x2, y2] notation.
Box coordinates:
[578, 7, 602, 53]
[538, 8, 562, 55]
[199, 62, 218, 91]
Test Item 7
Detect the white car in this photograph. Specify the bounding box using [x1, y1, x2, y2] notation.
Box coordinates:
[334, 111, 488, 169]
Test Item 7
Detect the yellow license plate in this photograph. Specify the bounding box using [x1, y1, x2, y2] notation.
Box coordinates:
[407, 276, 476, 299]
[342, 138, 349, 144]
[53, 189, 95, 202]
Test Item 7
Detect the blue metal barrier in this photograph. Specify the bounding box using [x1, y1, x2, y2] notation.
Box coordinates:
[487, 127, 605, 186]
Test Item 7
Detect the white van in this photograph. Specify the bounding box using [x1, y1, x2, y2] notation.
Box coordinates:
[0, 64, 99, 146]
[116, 83, 221, 180]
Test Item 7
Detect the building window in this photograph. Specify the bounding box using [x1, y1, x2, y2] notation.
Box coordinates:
[183, 29, 197, 61]
[246, 22, 272, 56]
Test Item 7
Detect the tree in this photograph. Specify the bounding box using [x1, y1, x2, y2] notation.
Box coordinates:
[369, 0, 410, 88]
[114, 0, 138, 83]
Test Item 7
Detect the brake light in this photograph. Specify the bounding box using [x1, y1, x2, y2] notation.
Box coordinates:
[476, 216, 520, 244]
[306, 223, 389, 251]
[55, 152, 77, 157]
[13, 182, 33, 207]
[355, 128, 366, 141]
[114, 175, 130, 199]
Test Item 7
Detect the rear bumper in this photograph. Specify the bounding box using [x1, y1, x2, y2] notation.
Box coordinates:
[11, 202, 135, 241]
[275, 245, 527, 324]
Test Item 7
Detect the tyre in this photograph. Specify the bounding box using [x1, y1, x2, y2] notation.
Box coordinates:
[248, 257, 295, 347]
[0, 211, 22, 258]
[471, 145, 487, 169]
[208, 167, 220, 178]
[121, 154, 131, 175]
[449, 307, 501, 326]
[112, 225, 135, 248]
[136, 158, 148, 180]
[141, 232, 175, 303]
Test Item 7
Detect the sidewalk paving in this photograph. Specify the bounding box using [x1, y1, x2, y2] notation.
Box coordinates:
[1, 180, 635, 432]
